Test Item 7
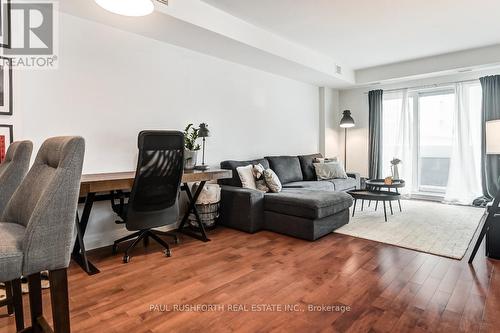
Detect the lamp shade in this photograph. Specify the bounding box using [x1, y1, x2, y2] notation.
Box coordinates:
[95, 0, 154, 16]
[198, 123, 210, 138]
[486, 120, 500, 154]
[340, 110, 355, 128]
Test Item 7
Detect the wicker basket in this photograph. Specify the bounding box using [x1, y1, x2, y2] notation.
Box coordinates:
[188, 201, 220, 229]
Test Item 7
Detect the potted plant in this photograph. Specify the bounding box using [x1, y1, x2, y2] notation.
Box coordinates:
[184, 124, 201, 170]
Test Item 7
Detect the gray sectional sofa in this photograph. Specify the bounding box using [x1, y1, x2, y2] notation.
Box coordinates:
[218, 154, 359, 241]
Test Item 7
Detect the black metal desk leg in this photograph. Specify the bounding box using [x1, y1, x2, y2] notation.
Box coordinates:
[469, 213, 492, 264]
[178, 181, 210, 242]
[352, 199, 357, 217]
[383, 201, 387, 222]
[72, 192, 100, 275]
[74, 214, 90, 273]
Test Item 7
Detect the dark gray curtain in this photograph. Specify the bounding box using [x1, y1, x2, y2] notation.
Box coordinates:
[480, 75, 500, 199]
[368, 90, 383, 179]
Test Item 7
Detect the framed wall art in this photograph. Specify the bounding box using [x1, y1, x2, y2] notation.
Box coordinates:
[0, 56, 12, 115]
[0, 123, 12, 162]
[0, 0, 11, 48]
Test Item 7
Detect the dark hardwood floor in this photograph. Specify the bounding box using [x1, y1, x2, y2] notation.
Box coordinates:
[1, 226, 499, 333]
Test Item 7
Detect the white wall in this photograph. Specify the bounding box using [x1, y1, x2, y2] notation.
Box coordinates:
[319, 87, 342, 158]
[14, 13, 320, 249]
[339, 68, 500, 178]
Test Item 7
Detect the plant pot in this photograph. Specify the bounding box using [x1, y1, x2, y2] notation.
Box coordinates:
[184, 150, 198, 170]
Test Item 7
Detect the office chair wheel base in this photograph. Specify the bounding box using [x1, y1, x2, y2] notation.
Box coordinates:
[164, 249, 172, 257]
[174, 236, 180, 245]
[123, 255, 130, 263]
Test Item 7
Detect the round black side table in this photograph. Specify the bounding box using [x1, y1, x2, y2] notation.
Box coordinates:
[366, 179, 405, 212]
[348, 190, 401, 222]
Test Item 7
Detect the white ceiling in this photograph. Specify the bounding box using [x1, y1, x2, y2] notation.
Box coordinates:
[201, 0, 500, 70]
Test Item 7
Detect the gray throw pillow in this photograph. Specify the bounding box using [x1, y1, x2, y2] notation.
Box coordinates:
[313, 162, 348, 180]
[263, 169, 282, 193]
[314, 157, 339, 164]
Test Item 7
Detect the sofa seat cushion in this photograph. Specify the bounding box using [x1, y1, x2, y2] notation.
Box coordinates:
[220, 159, 270, 187]
[330, 178, 358, 191]
[283, 181, 334, 191]
[0, 222, 25, 282]
[265, 156, 303, 184]
[264, 189, 353, 220]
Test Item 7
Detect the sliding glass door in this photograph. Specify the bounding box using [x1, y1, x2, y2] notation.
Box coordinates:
[417, 90, 455, 194]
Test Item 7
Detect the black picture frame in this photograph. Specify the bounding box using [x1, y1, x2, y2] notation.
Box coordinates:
[0, 56, 12, 115]
[0, 124, 13, 144]
[0, 0, 11, 49]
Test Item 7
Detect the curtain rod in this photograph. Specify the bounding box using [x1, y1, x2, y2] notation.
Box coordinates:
[363, 78, 479, 94]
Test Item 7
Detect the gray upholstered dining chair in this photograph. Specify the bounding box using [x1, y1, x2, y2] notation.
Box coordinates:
[0, 140, 32, 329]
[0, 140, 33, 216]
[0, 136, 85, 333]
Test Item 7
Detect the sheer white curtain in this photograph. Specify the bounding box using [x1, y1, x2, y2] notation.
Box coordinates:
[382, 89, 414, 196]
[444, 83, 482, 204]
[394, 89, 414, 196]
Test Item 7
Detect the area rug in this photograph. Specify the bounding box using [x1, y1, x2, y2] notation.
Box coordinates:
[335, 199, 485, 259]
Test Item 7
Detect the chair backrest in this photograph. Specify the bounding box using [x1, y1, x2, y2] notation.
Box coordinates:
[0, 141, 33, 217]
[3, 137, 85, 274]
[125, 131, 184, 231]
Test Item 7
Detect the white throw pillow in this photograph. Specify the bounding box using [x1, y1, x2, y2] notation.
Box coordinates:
[263, 169, 282, 193]
[313, 162, 348, 180]
[236, 165, 257, 189]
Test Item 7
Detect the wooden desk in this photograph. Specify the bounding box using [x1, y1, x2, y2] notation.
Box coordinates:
[73, 169, 232, 275]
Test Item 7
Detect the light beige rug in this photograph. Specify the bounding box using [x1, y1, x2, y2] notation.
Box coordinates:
[335, 200, 485, 259]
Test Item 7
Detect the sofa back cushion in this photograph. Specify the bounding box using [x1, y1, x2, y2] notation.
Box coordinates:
[265, 156, 303, 184]
[298, 153, 323, 181]
[220, 158, 269, 187]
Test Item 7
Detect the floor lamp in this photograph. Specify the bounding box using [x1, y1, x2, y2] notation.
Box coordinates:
[340, 110, 355, 170]
[469, 119, 500, 263]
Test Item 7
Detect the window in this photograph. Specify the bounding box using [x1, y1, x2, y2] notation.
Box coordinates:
[381, 82, 482, 198]
[418, 90, 455, 193]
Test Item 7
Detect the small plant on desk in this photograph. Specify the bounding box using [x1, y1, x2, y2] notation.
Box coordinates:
[184, 124, 201, 169]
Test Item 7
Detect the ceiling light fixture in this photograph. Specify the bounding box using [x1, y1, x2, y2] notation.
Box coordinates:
[95, 0, 168, 17]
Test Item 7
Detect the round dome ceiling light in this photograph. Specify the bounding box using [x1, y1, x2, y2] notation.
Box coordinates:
[95, 0, 155, 17]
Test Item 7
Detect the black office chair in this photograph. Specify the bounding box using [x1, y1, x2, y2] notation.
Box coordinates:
[111, 131, 184, 263]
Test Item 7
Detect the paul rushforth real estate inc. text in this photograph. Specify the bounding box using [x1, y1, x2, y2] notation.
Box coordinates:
[149, 303, 352, 313]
